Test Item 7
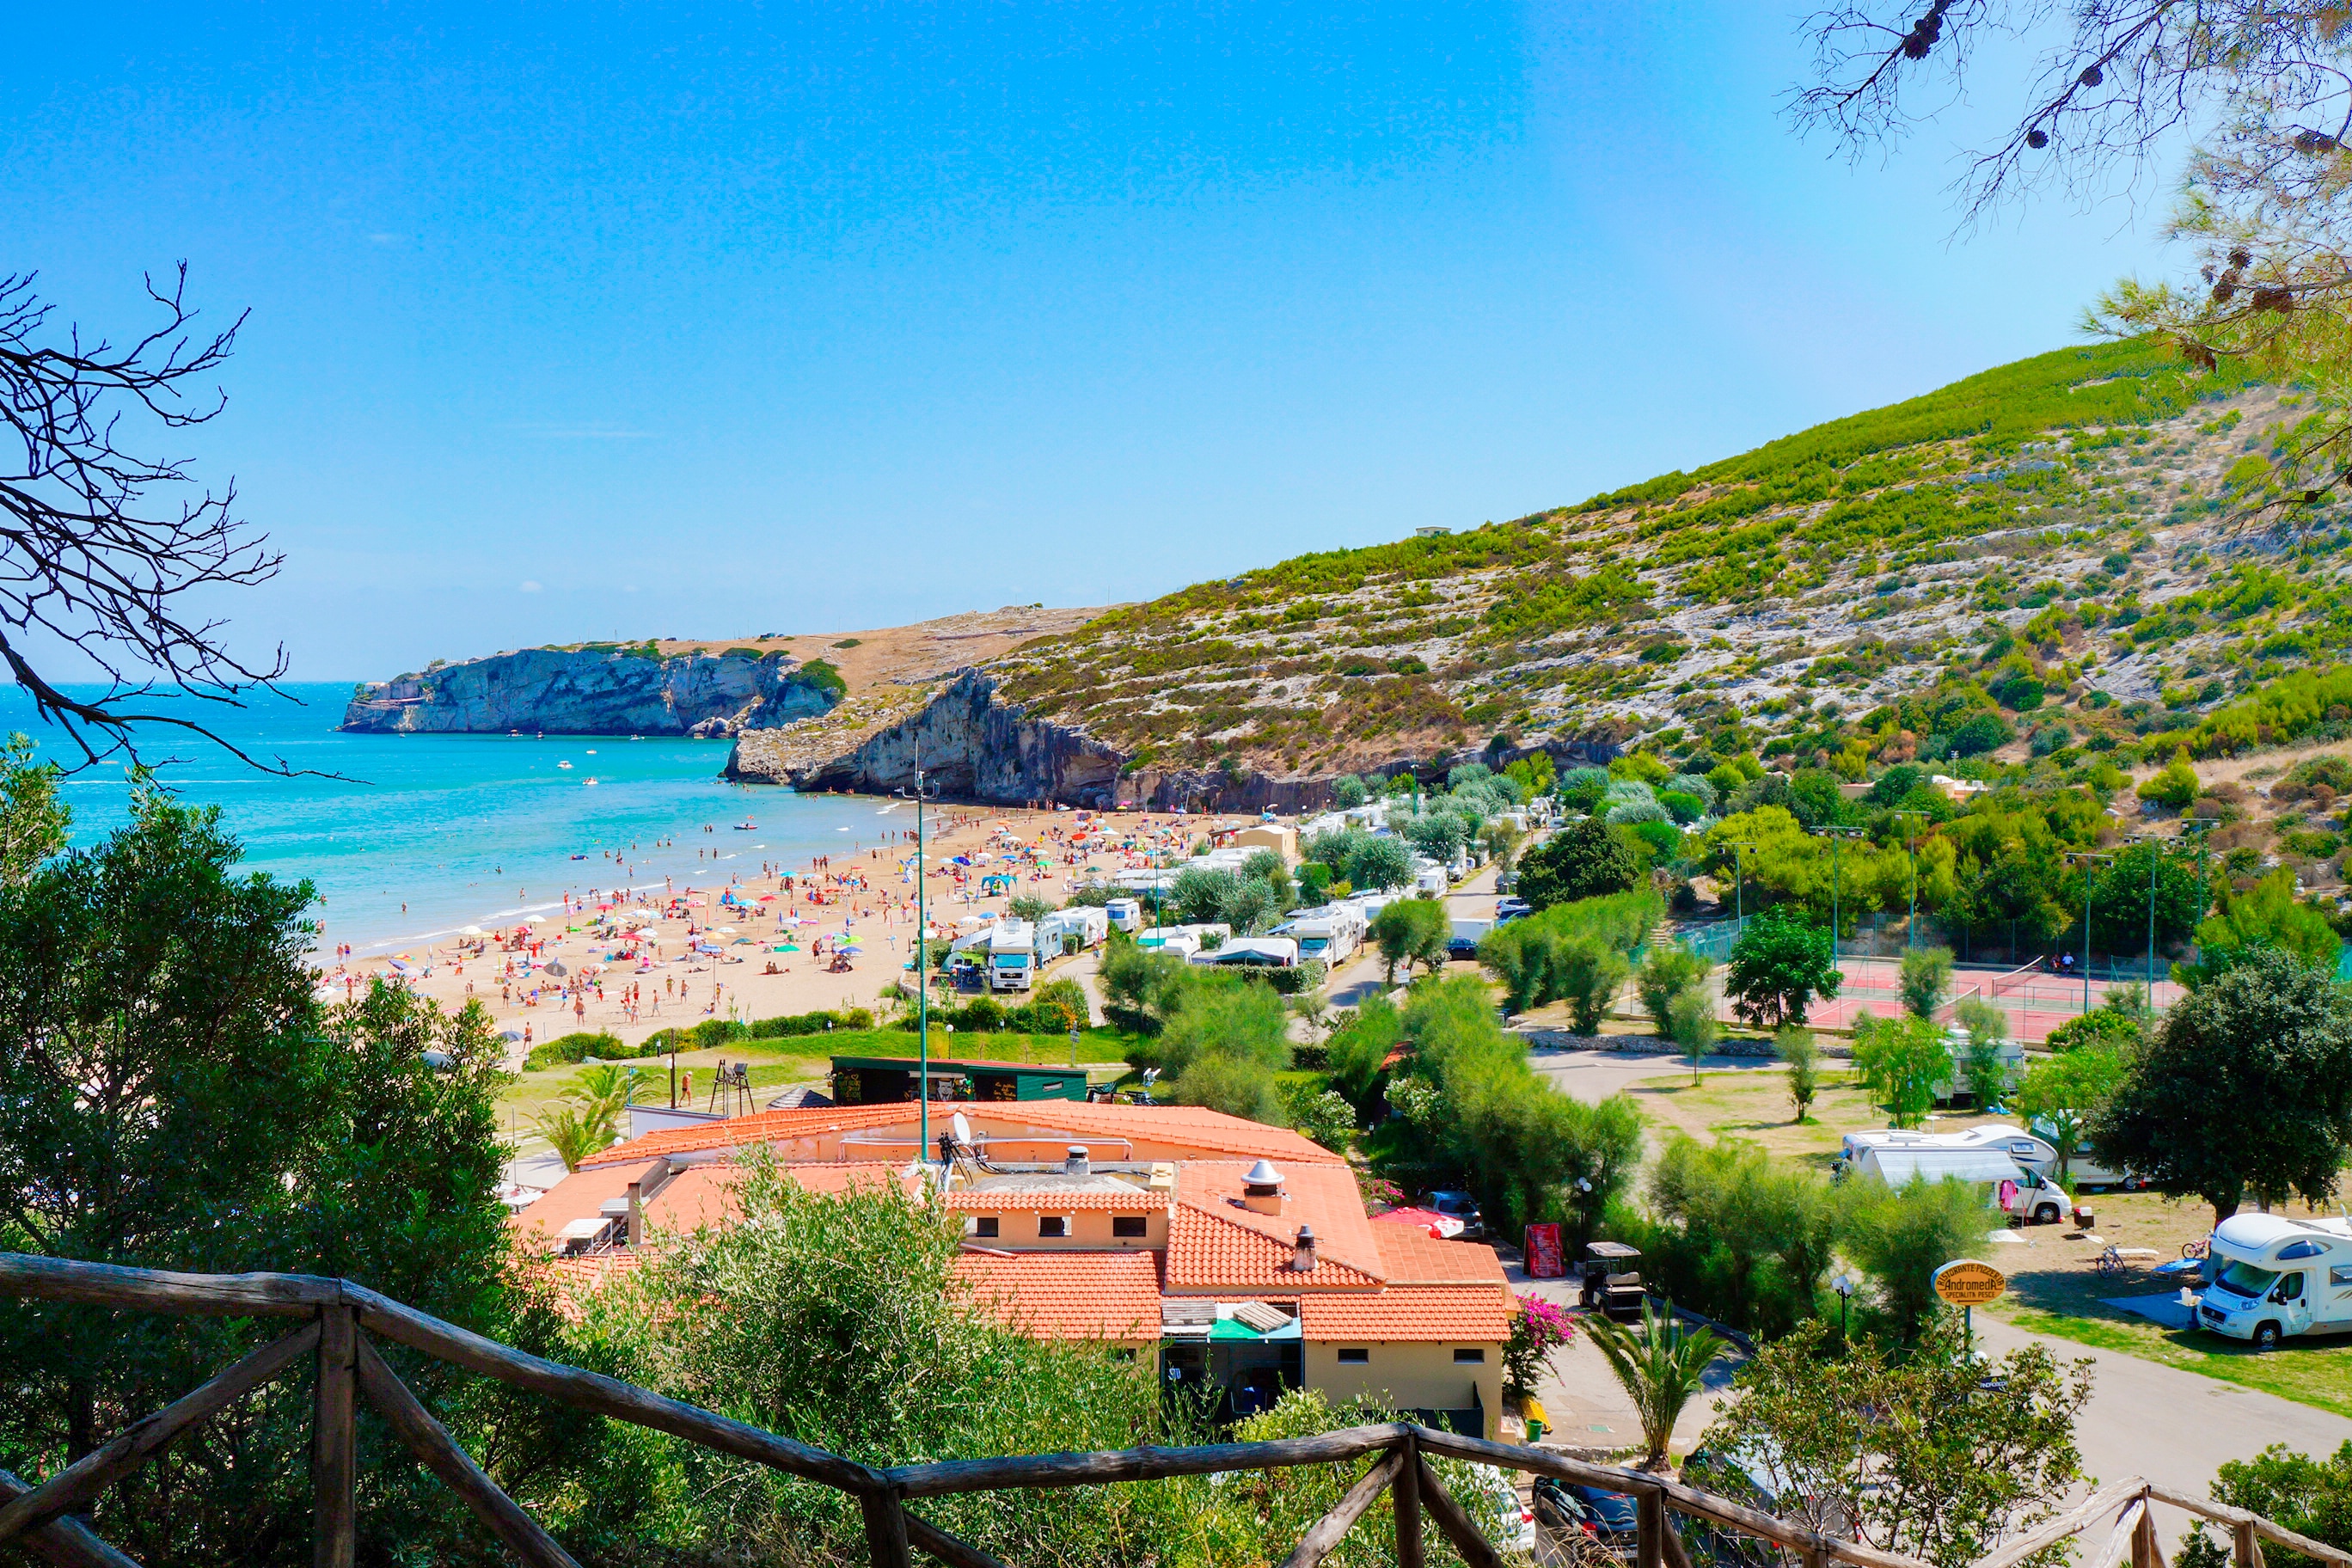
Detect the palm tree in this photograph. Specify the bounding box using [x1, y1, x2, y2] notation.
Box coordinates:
[534, 1064, 637, 1172]
[1583, 1297, 1729, 1473]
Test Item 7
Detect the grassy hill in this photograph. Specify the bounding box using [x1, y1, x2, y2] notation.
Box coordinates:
[989, 340, 2352, 780]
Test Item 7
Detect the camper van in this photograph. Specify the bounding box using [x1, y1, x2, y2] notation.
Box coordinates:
[1105, 898, 1142, 934]
[987, 920, 1037, 993]
[1272, 910, 1364, 965]
[1843, 1143, 2068, 1223]
[2196, 1214, 2352, 1348]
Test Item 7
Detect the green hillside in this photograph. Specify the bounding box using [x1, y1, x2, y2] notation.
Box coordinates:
[994, 340, 2352, 779]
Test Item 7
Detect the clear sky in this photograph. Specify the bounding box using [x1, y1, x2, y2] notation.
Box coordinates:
[6, 3, 2179, 682]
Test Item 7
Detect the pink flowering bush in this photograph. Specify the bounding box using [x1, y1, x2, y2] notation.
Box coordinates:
[1504, 1295, 1577, 1394]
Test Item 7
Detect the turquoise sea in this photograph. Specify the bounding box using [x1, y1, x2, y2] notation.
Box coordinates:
[13, 683, 891, 958]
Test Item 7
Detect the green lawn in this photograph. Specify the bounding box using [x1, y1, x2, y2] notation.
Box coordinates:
[1993, 1305, 2352, 1421]
[500, 1026, 1148, 1129]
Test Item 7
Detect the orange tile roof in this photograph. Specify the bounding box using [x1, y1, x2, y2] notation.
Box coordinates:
[1369, 1222, 1511, 1287]
[943, 1186, 1167, 1212]
[575, 1104, 933, 1168]
[1297, 1285, 1515, 1343]
[952, 1250, 1163, 1343]
[1165, 1161, 1385, 1289]
[513, 1161, 910, 1246]
[1164, 1201, 1383, 1292]
[579, 1099, 1344, 1170]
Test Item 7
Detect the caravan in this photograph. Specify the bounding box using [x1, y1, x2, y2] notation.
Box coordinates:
[2196, 1214, 2352, 1348]
[1842, 1142, 2068, 1224]
[1271, 907, 1365, 965]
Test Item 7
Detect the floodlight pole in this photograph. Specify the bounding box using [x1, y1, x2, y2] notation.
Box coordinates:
[1892, 810, 1926, 951]
[897, 741, 937, 1157]
[2067, 851, 2116, 1018]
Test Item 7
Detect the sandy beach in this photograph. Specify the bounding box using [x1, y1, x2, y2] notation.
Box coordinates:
[327, 799, 1255, 1061]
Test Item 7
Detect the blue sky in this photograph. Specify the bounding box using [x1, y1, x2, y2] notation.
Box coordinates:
[6, 3, 2178, 681]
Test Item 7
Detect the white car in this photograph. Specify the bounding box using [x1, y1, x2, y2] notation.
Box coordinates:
[1466, 1463, 1538, 1556]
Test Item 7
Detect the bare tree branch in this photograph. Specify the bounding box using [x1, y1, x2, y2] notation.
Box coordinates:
[0, 266, 324, 775]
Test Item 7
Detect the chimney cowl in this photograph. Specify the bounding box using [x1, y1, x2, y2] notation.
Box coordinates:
[1291, 1225, 1317, 1271]
[1065, 1145, 1090, 1176]
[1242, 1160, 1283, 1192]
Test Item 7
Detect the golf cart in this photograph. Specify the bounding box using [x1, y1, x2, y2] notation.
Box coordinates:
[1578, 1241, 1647, 1320]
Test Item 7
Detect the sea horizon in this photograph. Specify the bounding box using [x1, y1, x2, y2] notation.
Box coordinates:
[4, 682, 911, 960]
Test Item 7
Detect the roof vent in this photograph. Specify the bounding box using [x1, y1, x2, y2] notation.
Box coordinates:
[1065, 1145, 1090, 1177]
[1241, 1160, 1285, 1215]
[1291, 1225, 1317, 1272]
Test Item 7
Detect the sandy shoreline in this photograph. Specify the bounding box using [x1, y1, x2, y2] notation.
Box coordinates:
[325, 797, 1257, 1061]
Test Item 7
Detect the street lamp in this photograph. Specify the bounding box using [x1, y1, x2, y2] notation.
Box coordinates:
[1891, 810, 1928, 950]
[2064, 850, 2117, 1019]
[1810, 826, 1867, 966]
[893, 741, 945, 1157]
[1832, 1271, 1857, 1337]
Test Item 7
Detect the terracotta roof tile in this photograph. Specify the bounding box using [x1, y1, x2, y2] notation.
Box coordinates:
[1164, 1201, 1383, 1292]
[1297, 1285, 1515, 1343]
[579, 1100, 1344, 1170]
[943, 1187, 1167, 1212]
[1165, 1162, 1384, 1288]
[952, 1250, 1163, 1342]
[1369, 1222, 1510, 1287]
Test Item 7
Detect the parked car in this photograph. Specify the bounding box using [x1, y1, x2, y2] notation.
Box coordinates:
[1496, 897, 1531, 922]
[1423, 1189, 1485, 1240]
[1466, 1465, 1537, 1557]
[1534, 1477, 1638, 1558]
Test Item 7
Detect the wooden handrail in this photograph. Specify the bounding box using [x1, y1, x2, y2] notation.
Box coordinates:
[0, 1253, 2343, 1568]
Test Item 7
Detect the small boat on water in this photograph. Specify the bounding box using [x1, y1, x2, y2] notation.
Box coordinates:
[733, 821, 756, 830]
[557, 761, 573, 770]
[585, 777, 598, 786]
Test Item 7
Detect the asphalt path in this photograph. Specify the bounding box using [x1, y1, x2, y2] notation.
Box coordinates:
[1973, 1312, 2352, 1540]
[1529, 1044, 1787, 1105]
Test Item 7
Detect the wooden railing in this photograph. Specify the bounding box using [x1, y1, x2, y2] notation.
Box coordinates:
[0, 1253, 2343, 1568]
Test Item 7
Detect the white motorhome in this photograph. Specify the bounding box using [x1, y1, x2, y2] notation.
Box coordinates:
[1932, 1029, 2025, 1106]
[1271, 909, 1364, 965]
[986, 920, 1037, 993]
[1187, 936, 1300, 970]
[1844, 1144, 2067, 1222]
[1104, 898, 1142, 934]
[2196, 1214, 2352, 1348]
[1035, 905, 1110, 956]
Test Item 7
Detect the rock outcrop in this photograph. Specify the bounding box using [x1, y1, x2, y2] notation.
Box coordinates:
[729, 669, 1621, 809]
[341, 646, 839, 736]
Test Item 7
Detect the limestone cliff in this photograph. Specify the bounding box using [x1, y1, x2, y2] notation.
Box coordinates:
[729, 669, 1620, 810]
[341, 646, 840, 737]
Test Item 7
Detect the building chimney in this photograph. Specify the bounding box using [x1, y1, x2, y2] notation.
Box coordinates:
[1065, 1145, 1090, 1177]
[1241, 1160, 1285, 1216]
[1291, 1225, 1317, 1272]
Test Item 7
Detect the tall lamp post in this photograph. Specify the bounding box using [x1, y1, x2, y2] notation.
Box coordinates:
[2065, 850, 2117, 1018]
[1891, 810, 1928, 951]
[1811, 825, 1867, 966]
[894, 744, 943, 1159]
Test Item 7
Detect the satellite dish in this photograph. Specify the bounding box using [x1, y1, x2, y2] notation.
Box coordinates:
[952, 1112, 972, 1146]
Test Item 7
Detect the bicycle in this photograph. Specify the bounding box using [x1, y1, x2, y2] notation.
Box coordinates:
[2181, 1237, 2211, 1261]
[2096, 1245, 2124, 1278]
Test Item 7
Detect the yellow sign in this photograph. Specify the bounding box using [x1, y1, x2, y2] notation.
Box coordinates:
[1933, 1259, 2008, 1307]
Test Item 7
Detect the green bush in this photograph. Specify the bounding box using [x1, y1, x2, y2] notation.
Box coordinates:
[750, 1007, 875, 1038]
[523, 1030, 626, 1071]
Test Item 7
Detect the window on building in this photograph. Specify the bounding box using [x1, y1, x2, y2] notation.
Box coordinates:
[971, 1216, 998, 1238]
[1039, 1216, 1068, 1238]
[1336, 1348, 1370, 1364]
[1112, 1216, 1147, 1238]
[1453, 1347, 1485, 1363]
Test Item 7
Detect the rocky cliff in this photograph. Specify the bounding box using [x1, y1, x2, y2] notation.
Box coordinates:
[341, 646, 840, 737]
[728, 669, 1620, 809]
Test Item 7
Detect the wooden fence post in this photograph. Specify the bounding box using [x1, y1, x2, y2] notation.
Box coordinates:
[861, 1490, 913, 1568]
[315, 1304, 357, 1568]
[1638, 1484, 1668, 1568]
[2234, 1522, 2265, 1568]
[1392, 1434, 1424, 1568]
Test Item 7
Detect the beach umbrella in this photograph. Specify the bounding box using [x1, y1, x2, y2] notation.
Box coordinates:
[524, 916, 547, 925]
[776, 941, 801, 952]
[461, 925, 484, 936]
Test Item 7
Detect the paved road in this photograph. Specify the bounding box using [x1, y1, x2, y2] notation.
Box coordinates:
[1529, 1044, 1787, 1106]
[1973, 1312, 2352, 1538]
